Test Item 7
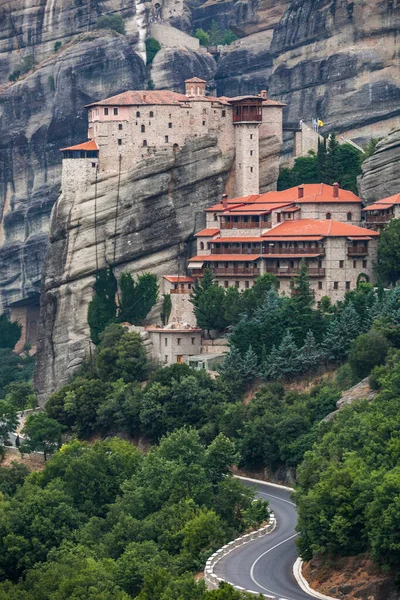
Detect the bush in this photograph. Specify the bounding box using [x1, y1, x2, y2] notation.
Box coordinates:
[348, 331, 390, 379]
[95, 14, 126, 35]
[146, 37, 161, 65]
[0, 314, 22, 349]
[54, 41, 62, 52]
[194, 28, 210, 46]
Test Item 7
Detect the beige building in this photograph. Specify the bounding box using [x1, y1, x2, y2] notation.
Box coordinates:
[146, 323, 202, 365]
[162, 275, 196, 327]
[188, 183, 379, 303]
[61, 79, 286, 199]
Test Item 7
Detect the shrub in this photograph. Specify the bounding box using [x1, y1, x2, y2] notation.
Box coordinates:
[348, 331, 390, 379]
[146, 37, 161, 65]
[54, 41, 62, 52]
[95, 14, 126, 35]
[194, 28, 210, 46]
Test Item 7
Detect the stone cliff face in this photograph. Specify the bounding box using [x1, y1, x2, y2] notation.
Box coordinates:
[359, 128, 400, 203]
[34, 136, 234, 402]
[0, 31, 146, 310]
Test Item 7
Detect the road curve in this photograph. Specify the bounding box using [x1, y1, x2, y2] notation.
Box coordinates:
[214, 479, 316, 600]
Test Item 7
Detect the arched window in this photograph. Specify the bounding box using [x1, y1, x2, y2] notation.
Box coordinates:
[326, 212, 331, 220]
[200, 242, 204, 250]
[150, 111, 154, 118]
[141, 124, 145, 132]
[347, 212, 352, 221]
[136, 111, 140, 117]
[143, 140, 147, 147]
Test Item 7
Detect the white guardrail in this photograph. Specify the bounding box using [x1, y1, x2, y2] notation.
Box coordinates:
[203, 514, 277, 598]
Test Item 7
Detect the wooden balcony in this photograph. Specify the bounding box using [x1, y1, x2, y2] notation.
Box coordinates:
[170, 289, 190, 294]
[220, 221, 262, 230]
[365, 214, 391, 224]
[263, 246, 325, 256]
[347, 246, 368, 256]
[265, 267, 326, 277]
[212, 267, 260, 277]
[211, 247, 261, 255]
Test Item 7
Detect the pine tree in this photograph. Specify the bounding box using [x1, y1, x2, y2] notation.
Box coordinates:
[322, 132, 340, 184]
[322, 302, 362, 362]
[288, 259, 315, 344]
[88, 268, 118, 344]
[241, 345, 259, 381]
[219, 346, 245, 384]
[266, 331, 303, 380]
[317, 136, 327, 181]
[300, 330, 322, 374]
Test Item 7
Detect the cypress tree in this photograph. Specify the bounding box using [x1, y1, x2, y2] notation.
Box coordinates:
[118, 272, 159, 324]
[161, 294, 172, 325]
[88, 268, 118, 344]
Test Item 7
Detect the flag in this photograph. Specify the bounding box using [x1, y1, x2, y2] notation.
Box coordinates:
[318, 119, 324, 127]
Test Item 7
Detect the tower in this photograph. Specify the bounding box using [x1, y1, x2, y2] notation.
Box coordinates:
[230, 97, 262, 197]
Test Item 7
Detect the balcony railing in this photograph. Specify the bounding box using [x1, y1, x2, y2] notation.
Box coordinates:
[212, 267, 260, 277]
[170, 289, 190, 294]
[263, 247, 325, 256]
[365, 215, 391, 224]
[220, 221, 262, 230]
[347, 246, 368, 256]
[265, 267, 326, 277]
[211, 247, 261, 255]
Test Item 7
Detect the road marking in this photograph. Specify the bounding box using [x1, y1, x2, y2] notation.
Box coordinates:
[249, 533, 304, 600]
[258, 491, 296, 507]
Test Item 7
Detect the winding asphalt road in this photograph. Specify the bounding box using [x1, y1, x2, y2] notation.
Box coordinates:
[214, 479, 316, 600]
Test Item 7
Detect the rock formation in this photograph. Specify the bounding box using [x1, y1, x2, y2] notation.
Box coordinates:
[0, 31, 146, 311]
[34, 136, 234, 402]
[359, 129, 400, 203]
[150, 47, 217, 91]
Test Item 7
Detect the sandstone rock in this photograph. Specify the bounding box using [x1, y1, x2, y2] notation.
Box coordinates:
[359, 129, 400, 203]
[0, 31, 146, 310]
[150, 47, 217, 91]
[34, 135, 234, 403]
[323, 377, 377, 422]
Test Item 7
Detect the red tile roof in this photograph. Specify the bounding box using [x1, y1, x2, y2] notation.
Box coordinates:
[185, 77, 206, 83]
[363, 203, 394, 211]
[225, 202, 294, 214]
[86, 90, 189, 107]
[60, 140, 99, 151]
[190, 255, 260, 262]
[262, 219, 379, 238]
[212, 237, 264, 242]
[163, 276, 194, 283]
[363, 193, 400, 209]
[194, 228, 220, 237]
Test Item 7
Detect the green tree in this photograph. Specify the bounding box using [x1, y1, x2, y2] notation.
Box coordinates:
[161, 294, 172, 325]
[208, 20, 221, 45]
[0, 462, 29, 498]
[362, 138, 381, 161]
[194, 28, 210, 46]
[0, 349, 35, 397]
[322, 302, 362, 362]
[287, 259, 316, 343]
[264, 331, 303, 380]
[4, 382, 36, 411]
[222, 29, 238, 45]
[321, 132, 340, 184]
[96, 329, 148, 384]
[191, 269, 226, 333]
[95, 14, 126, 34]
[20, 413, 62, 461]
[299, 330, 322, 374]
[118, 272, 159, 324]
[0, 314, 22, 349]
[377, 218, 400, 284]
[146, 37, 161, 65]
[0, 400, 17, 458]
[348, 331, 389, 379]
[87, 269, 117, 344]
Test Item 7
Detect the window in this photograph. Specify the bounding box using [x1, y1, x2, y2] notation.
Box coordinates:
[165, 355, 168, 363]
[143, 140, 147, 147]
[188, 283, 192, 289]
[136, 111, 140, 117]
[277, 281, 280, 289]
[177, 338, 181, 346]
[277, 213, 281, 223]
[168, 122, 172, 128]
[250, 150, 253, 156]
[141, 124, 145, 132]
[91, 162, 96, 168]
[222, 110, 226, 117]
[326, 212, 331, 220]
[318, 281, 323, 290]
[250, 134, 253, 140]
[150, 111, 154, 117]
[334, 281, 339, 290]
[118, 123, 123, 130]
[224, 281, 229, 288]
[214, 213, 218, 221]
[164, 338, 168, 347]
[245, 281, 249, 289]
[363, 259, 367, 268]
[235, 281, 240, 288]
[202, 120, 206, 126]
[165, 135, 168, 143]
[104, 107, 109, 115]
[339, 260, 344, 268]
[347, 212, 352, 221]
[346, 281, 351, 290]
[250, 167, 253, 173]
[118, 139, 122, 146]
[353, 260, 357, 268]
[177, 355, 183, 364]
[191, 337, 195, 345]
[200, 242, 204, 250]
[113, 107, 118, 115]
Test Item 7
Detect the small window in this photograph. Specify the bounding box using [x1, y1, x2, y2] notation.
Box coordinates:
[250, 150, 253, 156]
[222, 110, 226, 117]
[326, 212, 331, 220]
[363, 259, 367, 268]
[200, 242, 204, 250]
[191, 337, 195, 345]
[150, 111, 154, 118]
[165, 135, 168, 143]
[118, 139, 122, 146]
[164, 338, 168, 347]
[91, 162, 96, 168]
[250, 134, 253, 140]
[188, 283, 192, 289]
[245, 281, 249, 289]
[347, 212, 352, 221]
[277, 281, 280, 289]
[202, 120, 206, 126]
[176, 355, 183, 364]
[104, 107, 109, 115]
[177, 338, 181, 346]
[334, 281, 339, 290]
[168, 122, 172, 128]
[318, 281, 323, 290]
[250, 167, 253, 173]
[141, 124, 145, 132]
[113, 107, 118, 115]
[214, 213, 218, 221]
[118, 123, 123, 130]
[339, 260, 344, 268]
[235, 281, 240, 288]
[143, 140, 147, 147]
[136, 111, 140, 117]
[165, 355, 168, 363]
[346, 281, 351, 290]
[353, 260, 357, 268]
[224, 281, 229, 288]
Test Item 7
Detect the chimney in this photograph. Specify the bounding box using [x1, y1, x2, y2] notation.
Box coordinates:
[333, 182, 339, 198]
[222, 194, 228, 209]
[298, 185, 304, 199]
[260, 90, 268, 99]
